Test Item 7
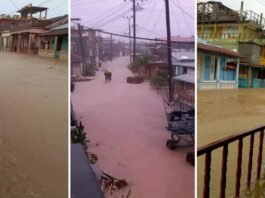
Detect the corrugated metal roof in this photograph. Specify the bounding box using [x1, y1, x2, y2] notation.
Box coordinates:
[50, 23, 68, 30]
[173, 72, 195, 84]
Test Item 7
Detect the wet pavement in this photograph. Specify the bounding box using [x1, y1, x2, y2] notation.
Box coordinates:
[198, 89, 265, 198]
[0, 52, 68, 197]
[71, 56, 194, 198]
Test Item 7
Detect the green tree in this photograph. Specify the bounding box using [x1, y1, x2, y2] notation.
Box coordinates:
[150, 70, 168, 90]
[128, 52, 151, 75]
[82, 63, 97, 76]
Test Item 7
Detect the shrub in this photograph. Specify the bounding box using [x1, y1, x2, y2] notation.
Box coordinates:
[128, 53, 151, 75]
[150, 70, 168, 89]
[71, 122, 88, 144]
[126, 76, 144, 84]
[82, 63, 97, 76]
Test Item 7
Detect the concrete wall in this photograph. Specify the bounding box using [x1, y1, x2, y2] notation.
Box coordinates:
[238, 43, 261, 64]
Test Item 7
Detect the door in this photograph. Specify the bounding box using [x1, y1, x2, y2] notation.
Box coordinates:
[204, 55, 211, 80]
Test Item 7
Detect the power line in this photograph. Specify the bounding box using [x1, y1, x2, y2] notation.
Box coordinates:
[136, 25, 163, 37]
[147, 3, 164, 38]
[79, 25, 193, 44]
[171, 0, 194, 20]
[72, 0, 108, 6]
[83, 2, 129, 25]
[170, 1, 183, 35]
[172, 0, 193, 34]
[9, 0, 18, 9]
[95, 8, 132, 28]
[140, 0, 157, 30]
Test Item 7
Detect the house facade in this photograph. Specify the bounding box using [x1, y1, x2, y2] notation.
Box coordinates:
[39, 16, 68, 60]
[0, 4, 68, 60]
[197, 1, 265, 89]
[197, 42, 241, 90]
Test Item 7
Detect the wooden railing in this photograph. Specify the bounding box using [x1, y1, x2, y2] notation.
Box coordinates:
[198, 126, 265, 198]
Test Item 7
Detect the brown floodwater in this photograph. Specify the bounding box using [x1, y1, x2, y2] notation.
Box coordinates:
[0, 52, 68, 197]
[198, 89, 265, 198]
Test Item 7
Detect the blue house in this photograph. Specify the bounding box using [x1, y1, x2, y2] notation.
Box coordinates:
[197, 42, 242, 90]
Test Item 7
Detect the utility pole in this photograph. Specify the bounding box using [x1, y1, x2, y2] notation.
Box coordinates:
[76, 20, 86, 68]
[165, 0, 173, 102]
[125, 0, 145, 62]
[133, 0, 136, 62]
[110, 33, 113, 61]
[124, 15, 132, 62]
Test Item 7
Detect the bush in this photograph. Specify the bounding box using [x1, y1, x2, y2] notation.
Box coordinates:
[71, 122, 88, 144]
[128, 53, 151, 75]
[150, 70, 168, 89]
[126, 76, 144, 84]
[82, 63, 97, 76]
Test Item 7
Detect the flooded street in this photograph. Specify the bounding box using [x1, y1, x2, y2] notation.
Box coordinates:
[0, 52, 68, 197]
[72, 56, 194, 198]
[198, 89, 265, 198]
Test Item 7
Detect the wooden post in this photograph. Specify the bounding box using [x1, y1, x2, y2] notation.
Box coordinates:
[54, 36, 58, 58]
[28, 34, 31, 54]
[247, 134, 254, 187]
[203, 152, 211, 198]
[18, 34, 21, 53]
[220, 144, 228, 198]
[235, 138, 243, 197]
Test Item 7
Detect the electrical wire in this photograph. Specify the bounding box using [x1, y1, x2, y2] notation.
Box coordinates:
[83, 2, 129, 25]
[95, 8, 132, 28]
[9, 0, 18, 9]
[170, 0, 194, 20]
[147, 3, 164, 38]
[172, 0, 193, 34]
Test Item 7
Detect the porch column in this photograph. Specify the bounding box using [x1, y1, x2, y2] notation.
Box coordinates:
[54, 36, 58, 58]
[18, 34, 21, 53]
[28, 34, 32, 54]
[236, 58, 240, 89]
[216, 57, 221, 89]
[248, 66, 251, 88]
[10, 35, 13, 51]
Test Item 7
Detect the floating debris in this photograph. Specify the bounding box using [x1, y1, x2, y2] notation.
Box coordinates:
[88, 152, 98, 164]
[101, 171, 128, 195]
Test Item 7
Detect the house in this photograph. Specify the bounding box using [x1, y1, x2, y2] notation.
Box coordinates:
[71, 25, 102, 68]
[197, 41, 242, 90]
[173, 71, 195, 107]
[197, 1, 265, 89]
[172, 50, 195, 76]
[0, 15, 19, 51]
[39, 15, 68, 60]
[9, 4, 51, 54]
[71, 53, 82, 77]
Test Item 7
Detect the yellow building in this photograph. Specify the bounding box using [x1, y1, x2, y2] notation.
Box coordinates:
[197, 1, 265, 88]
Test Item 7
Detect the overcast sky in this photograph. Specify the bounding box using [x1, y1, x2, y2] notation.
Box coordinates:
[0, 0, 68, 18]
[199, 0, 265, 16]
[71, 0, 195, 38]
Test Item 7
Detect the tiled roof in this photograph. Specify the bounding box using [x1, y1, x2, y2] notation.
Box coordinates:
[198, 43, 243, 58]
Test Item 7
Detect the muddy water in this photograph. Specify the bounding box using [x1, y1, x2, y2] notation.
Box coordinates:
[198, 89, 265, 198]
[0, 52, 68, 197]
